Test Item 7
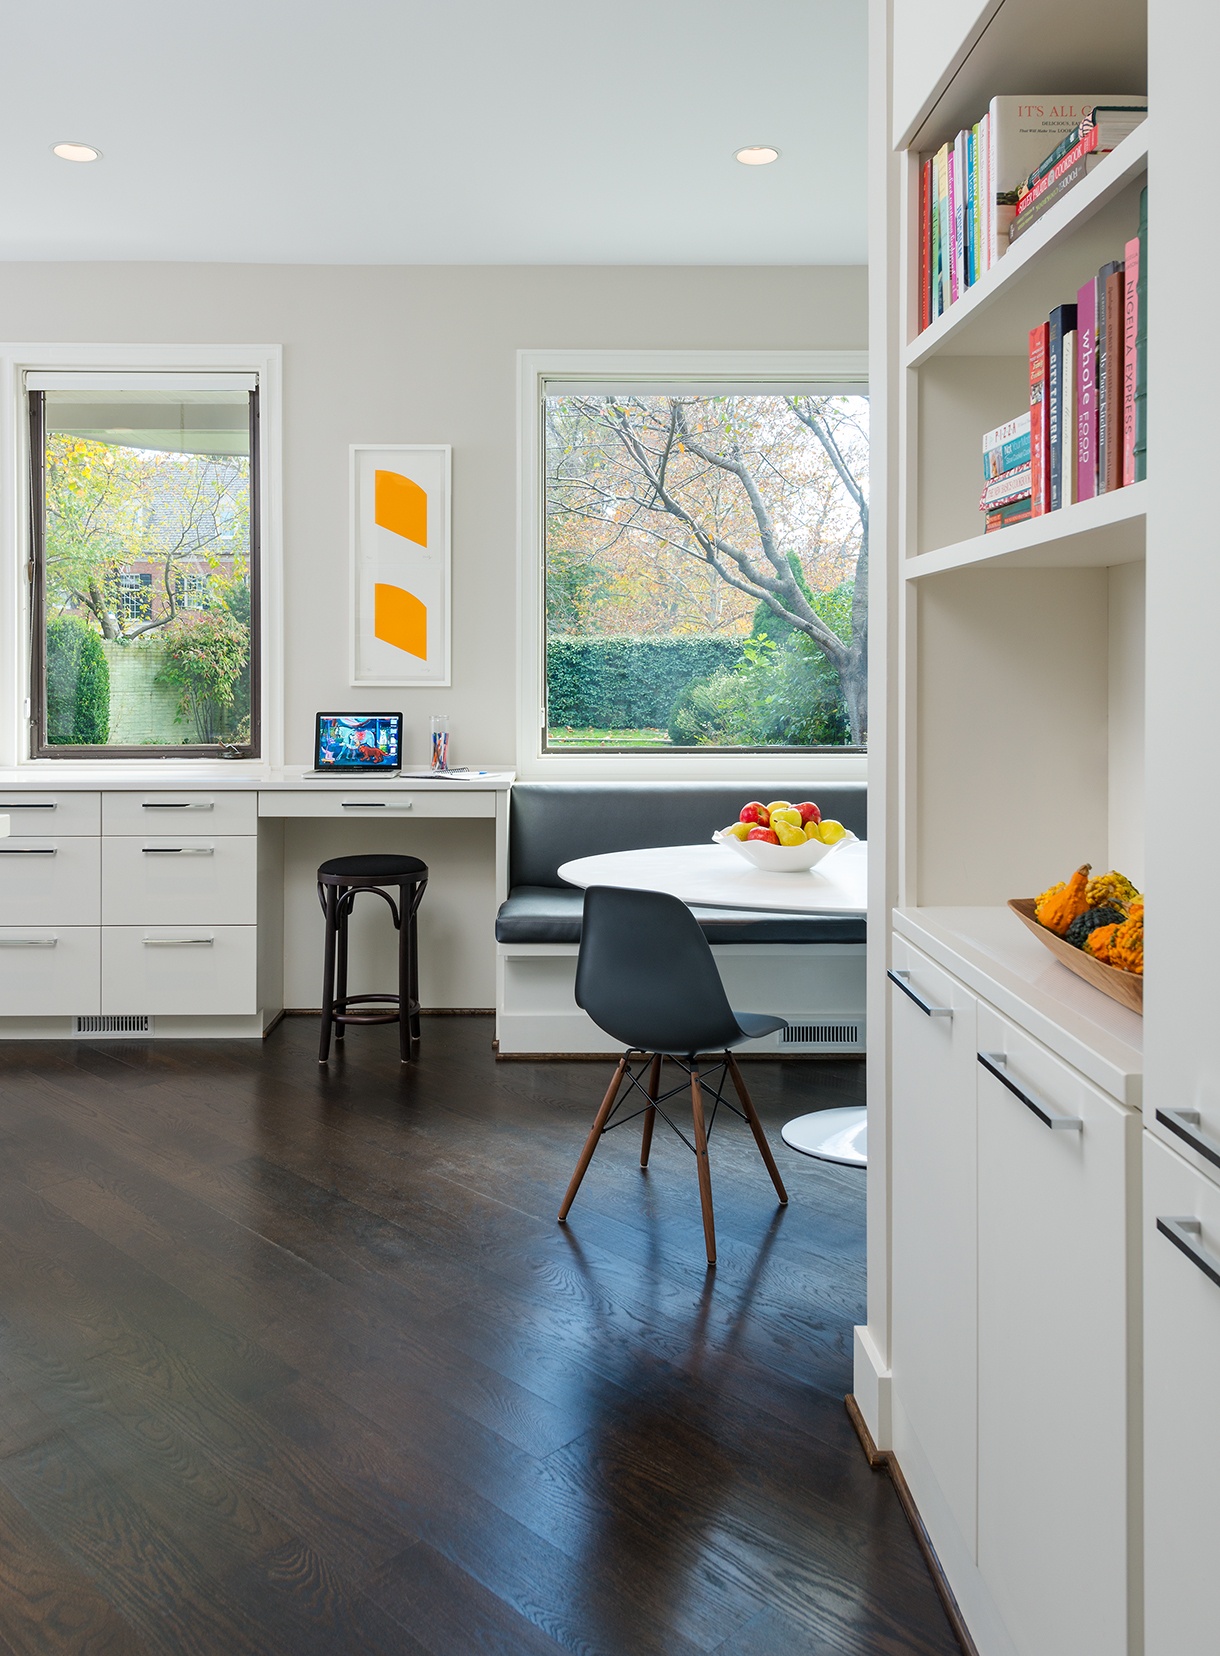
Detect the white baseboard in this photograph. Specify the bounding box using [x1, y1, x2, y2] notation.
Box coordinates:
[852, 1324, 893, 1449]
[0, 1010, 277, 1040]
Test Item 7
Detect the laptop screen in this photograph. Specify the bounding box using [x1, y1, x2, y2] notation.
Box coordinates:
[314, 713, 402, 770]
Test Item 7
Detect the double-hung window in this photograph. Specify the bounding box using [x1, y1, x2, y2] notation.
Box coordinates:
[27, 371, 261, 757]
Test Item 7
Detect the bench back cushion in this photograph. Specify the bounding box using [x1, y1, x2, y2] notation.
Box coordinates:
[509, 782, 867, 889]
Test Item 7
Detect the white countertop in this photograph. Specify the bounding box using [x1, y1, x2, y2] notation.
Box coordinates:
[559, 839, 867, 914]
[0, 766, 515, 792]
[894, 905, 1143, 1109]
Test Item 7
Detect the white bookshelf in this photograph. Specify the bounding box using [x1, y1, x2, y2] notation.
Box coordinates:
[906, 479, 1146, 578]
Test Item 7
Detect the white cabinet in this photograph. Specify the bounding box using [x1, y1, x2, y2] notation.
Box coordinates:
[1143, 1132, 1220, 1656]
[101, 927, 257, 1016]
[889, 939, 979, 1552]
[0, 793, 99, 835]
[976, 1005, 1140, 1656]
[102, 791, 257, 835]
[0, 837, 100, 925]
[0, 928, 100, 1015]
[102, 835, 257, 925]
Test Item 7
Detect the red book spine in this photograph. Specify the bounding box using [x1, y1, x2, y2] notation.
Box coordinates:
[920, 160, 930, 334]
[1029, 323, 1050, 516]
[1015, 126, 1099, 217]
[1122, 235, 1140, 487]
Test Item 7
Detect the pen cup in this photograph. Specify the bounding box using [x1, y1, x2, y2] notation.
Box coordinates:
[430, 717, 449, 773]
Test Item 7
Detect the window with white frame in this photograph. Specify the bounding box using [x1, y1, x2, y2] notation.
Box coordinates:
[539, 379, 869, 754]
[27, 372, 260, 756]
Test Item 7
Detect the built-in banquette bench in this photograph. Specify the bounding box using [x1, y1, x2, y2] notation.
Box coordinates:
[494, 782, 866, 1056]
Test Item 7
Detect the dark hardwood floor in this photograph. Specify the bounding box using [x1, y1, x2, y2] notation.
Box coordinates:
[0, 1018, 957, 1656]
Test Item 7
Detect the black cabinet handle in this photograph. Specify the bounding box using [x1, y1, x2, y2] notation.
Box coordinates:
[1156, 1109, 1220, 1173]
[978, 1051, 1082, 1130]
[1158, 1217, 1220, 1292]
[887, 969, 952, 1018]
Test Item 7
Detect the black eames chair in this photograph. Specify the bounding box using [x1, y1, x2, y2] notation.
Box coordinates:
[558, 885, 790, 1265]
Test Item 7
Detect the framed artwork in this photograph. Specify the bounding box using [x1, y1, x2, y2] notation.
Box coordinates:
[350, 443, 451, 686]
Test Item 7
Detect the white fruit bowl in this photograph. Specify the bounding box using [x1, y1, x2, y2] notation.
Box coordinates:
[712, 828, 857, 872]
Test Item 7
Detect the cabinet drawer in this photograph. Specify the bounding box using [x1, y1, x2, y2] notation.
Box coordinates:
[102, 836, 257, 925]
[0, 792, 99, 835]
[0, 927, 99, 1015]
[0, 837, 100, 925]
[261, 790, 495, 819]
[101, 926, 257, 1015]
[103, 791, 256, 835]
[975, 1004, 1139, 1656]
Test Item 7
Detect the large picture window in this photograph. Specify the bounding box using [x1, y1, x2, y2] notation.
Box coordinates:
[28, 374, 260, 757]
[542, 386, 868, 753]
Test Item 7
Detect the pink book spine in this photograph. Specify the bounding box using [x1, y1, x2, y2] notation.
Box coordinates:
[947, 148, 960, 304]
[1076, 278, 1097, 502]
[1122, 234, 1140, 487]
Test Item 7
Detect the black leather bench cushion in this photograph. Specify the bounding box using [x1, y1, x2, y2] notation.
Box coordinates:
[508, 782, 867, 888]
[495, 886, 866, 946]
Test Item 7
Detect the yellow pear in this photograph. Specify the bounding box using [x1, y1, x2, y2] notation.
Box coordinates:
[804, 820, 824, 840]
[769, 806, 802, 828]
[721, 821, 750, 840]
[774, 820, 806, 847]
[819, 819, 848, 844]
[765, 800, 792, 814]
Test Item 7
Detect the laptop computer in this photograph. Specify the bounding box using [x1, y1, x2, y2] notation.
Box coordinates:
[304, 712, 403, 777]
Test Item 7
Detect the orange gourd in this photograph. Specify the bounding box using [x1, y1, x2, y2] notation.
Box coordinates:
[1109, 907, 1144, 976]
[1083, 923, 1120, 964]
[1035, 864, 1091, 936]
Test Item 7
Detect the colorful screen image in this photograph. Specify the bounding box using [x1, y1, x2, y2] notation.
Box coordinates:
[315, 713, 401, 768]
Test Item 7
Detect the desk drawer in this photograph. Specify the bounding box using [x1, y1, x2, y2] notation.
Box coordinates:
[102, 926, 257, 1015]
[102, 836, 257, 925]
[0, 927, 99, 1015]
[103, 792, 256, 835]
[0, 793, 100, 835]
[261, 790, 495, 820]
[0, 838, 100, 925]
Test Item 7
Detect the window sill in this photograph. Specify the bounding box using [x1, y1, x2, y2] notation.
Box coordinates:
[516, 750, 868, 783]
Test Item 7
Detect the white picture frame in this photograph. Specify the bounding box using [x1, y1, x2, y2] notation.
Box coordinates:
[350, 443, 452, 687]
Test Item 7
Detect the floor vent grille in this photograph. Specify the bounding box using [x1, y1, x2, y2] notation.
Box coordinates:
[74, 1014, 152, 1037]
[782, 1021, 861, 1047]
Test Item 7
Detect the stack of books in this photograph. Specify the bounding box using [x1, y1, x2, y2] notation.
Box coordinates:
[919, 94, 1147, 334]
[980, 187, 1148, 531]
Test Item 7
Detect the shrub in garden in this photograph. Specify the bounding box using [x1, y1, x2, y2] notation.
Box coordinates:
[547, 636, 743, 729]
[157, 608, 250, 744]
[45, 615, 110, 744]
[668, 633, 851, 748]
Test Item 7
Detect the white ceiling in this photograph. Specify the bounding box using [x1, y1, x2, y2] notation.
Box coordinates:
[0, 0, 867, 266]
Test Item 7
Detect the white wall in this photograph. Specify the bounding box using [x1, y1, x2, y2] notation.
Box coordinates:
[0, 261, 866, 1004]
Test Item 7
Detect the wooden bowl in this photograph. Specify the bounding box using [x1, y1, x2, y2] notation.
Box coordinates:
[1008, 898, 1142, 1014]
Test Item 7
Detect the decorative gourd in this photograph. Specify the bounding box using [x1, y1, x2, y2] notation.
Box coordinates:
[1064, 905, 1126, 950]
[1035, 864, 1091, 936]
[1085, 871, 1141, 914]
[1109, 906, 1144, 975]
[1083, 923, 1121, 964]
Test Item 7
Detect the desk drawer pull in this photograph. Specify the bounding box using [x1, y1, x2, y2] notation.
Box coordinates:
[142, 936, 214, 947]
[0, 938, 56, 948]
[0, 802, 56, 810]
[140, 801, 214, 811]
[1156, 1108, 1220, 1173]
[141, 847, 214, 856]
[0, 846, 56, 855]
[340, 801, 413, 811]
[1158, 1217, 1220, 1292]
[978, 1051, 1082, 1130]
[887, 969, 952, 1018]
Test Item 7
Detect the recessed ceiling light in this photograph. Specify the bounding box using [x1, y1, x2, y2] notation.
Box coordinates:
[735, 145, 780, 166]
[52, 142, 102, 163]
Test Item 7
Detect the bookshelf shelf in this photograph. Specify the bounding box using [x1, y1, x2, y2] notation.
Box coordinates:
[904, 482, 1147, 579]
[903, 123, 1148, 369]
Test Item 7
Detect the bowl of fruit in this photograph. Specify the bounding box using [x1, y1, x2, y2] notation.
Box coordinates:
[713, 801, 856, 871]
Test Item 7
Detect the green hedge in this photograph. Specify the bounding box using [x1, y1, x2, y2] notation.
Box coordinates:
[46, 616, 110, 745]
[547, 636, 744, 728]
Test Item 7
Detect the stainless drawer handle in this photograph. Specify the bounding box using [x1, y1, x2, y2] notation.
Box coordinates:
[887, 969, 952, 1018]
[1156, 1108, 1220, 1173]
[141, 847, 214, 856]
[142, 937, 214, 947]
[978, 1051, 1082, 1130]
[0, 938, 56, 948]
[1157, 1217, 1220, 1292]
[340, 801, 413, 810]
[0, 802, 56, 809]
[0, 846, 56, 855]
[140, 801, 214, 811]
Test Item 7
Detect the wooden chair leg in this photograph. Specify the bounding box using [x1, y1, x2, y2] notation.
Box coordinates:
[558, 1057, 628, 1223]
[726, 1052, 788, 1204]
[318, 886, 338, 1064]
[689, 1064, 717, 1266]
[640, 1053, 661, 1167]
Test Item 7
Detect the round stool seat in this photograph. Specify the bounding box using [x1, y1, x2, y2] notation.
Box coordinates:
[318, 853, 428, 882]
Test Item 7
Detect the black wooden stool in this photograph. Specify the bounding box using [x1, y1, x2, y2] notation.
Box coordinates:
[317, 854, 428, 1064]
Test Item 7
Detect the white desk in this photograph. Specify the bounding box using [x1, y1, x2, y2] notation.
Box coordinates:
[558, 839, 868, 1167]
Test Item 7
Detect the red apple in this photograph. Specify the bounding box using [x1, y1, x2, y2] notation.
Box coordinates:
[796, 801, 821, 825]
[739, 801, 770, 827]
[747, 826, 780, 844]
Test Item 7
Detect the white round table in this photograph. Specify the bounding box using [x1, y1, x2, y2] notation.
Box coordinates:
[558, 840, 868, 1168]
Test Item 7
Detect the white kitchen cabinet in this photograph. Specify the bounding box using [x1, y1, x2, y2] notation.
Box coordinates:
[102, 791, 257, 835]
[102, 835, 257, 926]
[0, 836, 100, 926]
[0, 793, 99, 835]
[976, 1004, 1140, 1656]
[889, 938, 980, 1553]
[1143, 1132, 1220, 1656]
[0, 927, 100, 1015]
[101, 926, 258, 1016]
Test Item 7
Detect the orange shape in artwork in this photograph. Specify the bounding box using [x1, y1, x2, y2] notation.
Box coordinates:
[375, 469, 427, 546]
[375, 583, 428, 660]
